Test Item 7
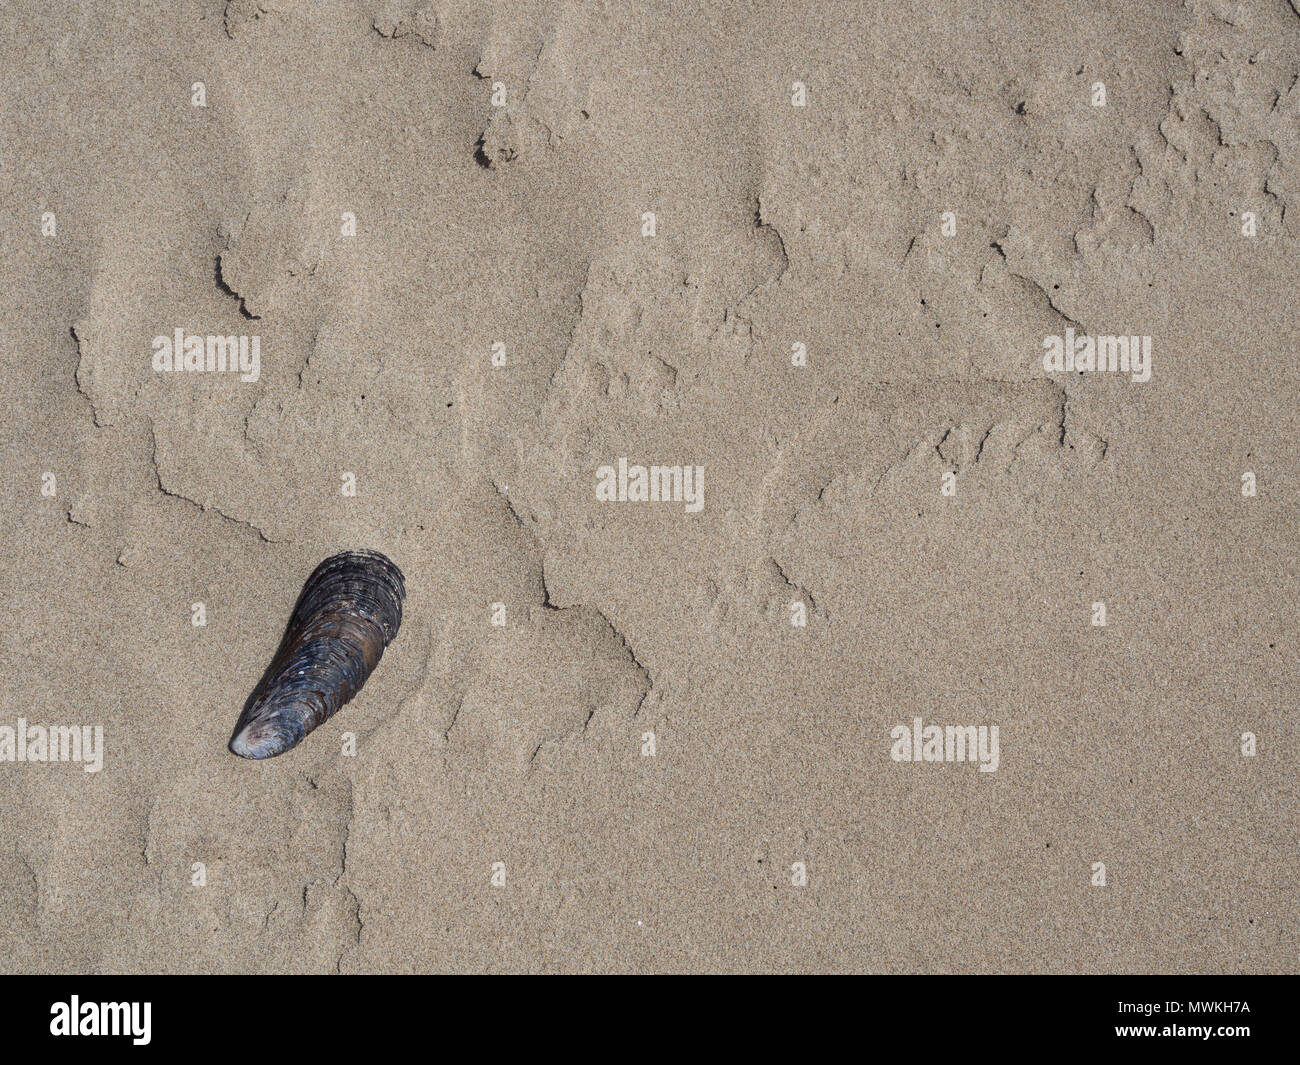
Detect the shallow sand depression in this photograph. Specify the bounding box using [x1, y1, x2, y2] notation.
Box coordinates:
[0, 0, 1297, 973]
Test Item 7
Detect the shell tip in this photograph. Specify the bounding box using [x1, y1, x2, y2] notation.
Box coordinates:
[230, 725, 273, 759]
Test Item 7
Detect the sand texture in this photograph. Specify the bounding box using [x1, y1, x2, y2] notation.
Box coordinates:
[1, 0, 1297, 973]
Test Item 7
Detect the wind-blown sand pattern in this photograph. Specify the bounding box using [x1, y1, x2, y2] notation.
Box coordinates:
[0, 0, 1296, 973]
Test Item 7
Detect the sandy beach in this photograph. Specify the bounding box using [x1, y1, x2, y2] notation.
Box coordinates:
[0, 0, 1296, 973]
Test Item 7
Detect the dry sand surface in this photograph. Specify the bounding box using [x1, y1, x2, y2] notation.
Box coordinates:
[1, 0, 1297, 973]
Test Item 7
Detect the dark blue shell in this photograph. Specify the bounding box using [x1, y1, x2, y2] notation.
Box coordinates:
[230, 550, 406, 759]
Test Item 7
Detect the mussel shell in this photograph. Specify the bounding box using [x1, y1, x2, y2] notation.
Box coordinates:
[230, 550, 406, 759]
